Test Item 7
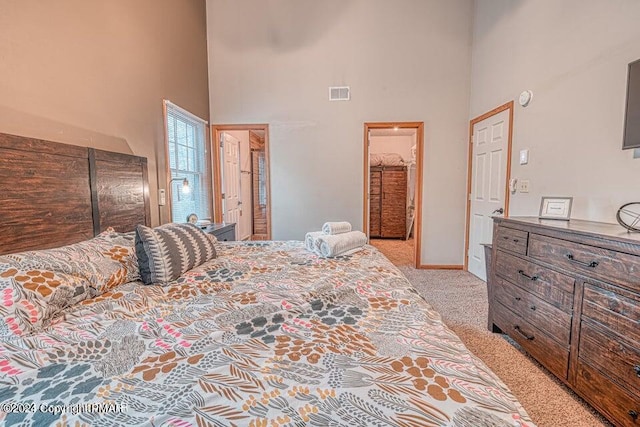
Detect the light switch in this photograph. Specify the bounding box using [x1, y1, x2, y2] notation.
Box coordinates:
[518, 180, 530, 193]
[159, 189, 166, 206]
[519, 149, 529, 165]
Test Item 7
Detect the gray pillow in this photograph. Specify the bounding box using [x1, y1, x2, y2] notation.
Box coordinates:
[135, 223, 217, 285]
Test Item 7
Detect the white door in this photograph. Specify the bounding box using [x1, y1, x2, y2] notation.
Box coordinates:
[468, 109, 510, 280]
[222, 133, 241, 239]
[239, 137, 252, 240]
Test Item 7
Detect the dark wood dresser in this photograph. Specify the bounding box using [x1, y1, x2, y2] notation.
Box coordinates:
[489, 217, 640, 427]
[369, 166, 407, 239]
[203, 223, 236, 242]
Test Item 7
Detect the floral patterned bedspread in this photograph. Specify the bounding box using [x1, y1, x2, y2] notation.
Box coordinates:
[0, 242, 534, 427]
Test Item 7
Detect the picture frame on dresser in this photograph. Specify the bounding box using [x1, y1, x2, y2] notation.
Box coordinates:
[539, 196, 573, 220]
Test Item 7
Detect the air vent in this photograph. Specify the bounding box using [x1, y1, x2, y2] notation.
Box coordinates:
[329, 86, 350, 101]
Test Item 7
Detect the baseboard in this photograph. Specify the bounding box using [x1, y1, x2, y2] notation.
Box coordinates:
[418, 264, 464, 270]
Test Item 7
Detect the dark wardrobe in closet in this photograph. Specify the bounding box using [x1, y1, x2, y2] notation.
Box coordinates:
[369, 165, 407, 239]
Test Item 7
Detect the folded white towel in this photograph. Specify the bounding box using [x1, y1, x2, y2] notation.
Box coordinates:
[316, 231, 368, 258]
[305, 231, 323, 253]
[322, 221, 352, 235]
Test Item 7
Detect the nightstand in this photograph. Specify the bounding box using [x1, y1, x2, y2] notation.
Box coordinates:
[203, 223, 236, 242]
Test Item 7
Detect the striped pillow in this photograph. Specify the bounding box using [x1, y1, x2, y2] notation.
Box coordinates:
[135, 223, 217, 285]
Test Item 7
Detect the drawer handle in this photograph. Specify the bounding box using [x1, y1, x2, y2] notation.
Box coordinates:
[513, 239, 519, 243]
[565, 253, 599, 268]
[514, 297, 521, 301]
[513, 325, 535, 341]
[630, 410, 638, 421]
[634, 365, 640, 377]
[518, 270, 539, 281]
[530, 305, 536, 311]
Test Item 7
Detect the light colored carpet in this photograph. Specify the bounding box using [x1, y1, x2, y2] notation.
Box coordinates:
[399, 268, 611, 427]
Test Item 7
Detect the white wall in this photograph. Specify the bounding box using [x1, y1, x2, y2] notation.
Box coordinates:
[207, 0, 473, 265]
[369, 135, 415, 163]
[471, 0, 640, 222]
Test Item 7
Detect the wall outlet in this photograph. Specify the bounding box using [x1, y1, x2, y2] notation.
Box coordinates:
[518, 180, 530, 193]
[159, 189, 166, 206]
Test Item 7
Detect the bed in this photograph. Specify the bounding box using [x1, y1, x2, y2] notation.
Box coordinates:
[0, 133, 535, 426]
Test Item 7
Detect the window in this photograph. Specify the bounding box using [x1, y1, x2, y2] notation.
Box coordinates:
[164, 100, 211, 223]
[257, 151, 267, 206]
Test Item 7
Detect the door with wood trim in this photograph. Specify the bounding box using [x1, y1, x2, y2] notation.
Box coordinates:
[468, 109, 510, 280]
[363, 122, 424, 268]
[212, 125, 271, 240]
[222, 132, 241, 239]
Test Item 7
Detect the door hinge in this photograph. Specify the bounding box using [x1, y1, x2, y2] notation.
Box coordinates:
[221, 193, 226, 200]
[470, 135, 474, 143]
[468, 194, 472, 201]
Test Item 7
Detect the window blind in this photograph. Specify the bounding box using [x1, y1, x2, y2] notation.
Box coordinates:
[165, 101, 211, 223]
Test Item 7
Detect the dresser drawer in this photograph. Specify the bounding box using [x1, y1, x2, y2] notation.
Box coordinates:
[216, 229, 236, 242]
[495, 226, 528, 255]
[529, 233, 640, 292]
[205, 223, 237, 242]
[579, 320, 640, 399]
[493, 302, 569, 380]
[575, 361, 640, 427]
[582, 283, 640, 344]
[495, 250, 575, 310]
[494, 276, 572, 345]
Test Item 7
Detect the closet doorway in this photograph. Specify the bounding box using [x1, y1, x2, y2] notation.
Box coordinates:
[211, 124, 271, 240]
[363, 122, 424, 268]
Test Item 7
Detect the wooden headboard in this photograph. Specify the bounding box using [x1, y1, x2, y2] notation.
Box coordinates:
[0, 133, 151, 255]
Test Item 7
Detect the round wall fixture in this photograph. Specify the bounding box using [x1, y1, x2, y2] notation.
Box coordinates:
[519, 90, 533, 107]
